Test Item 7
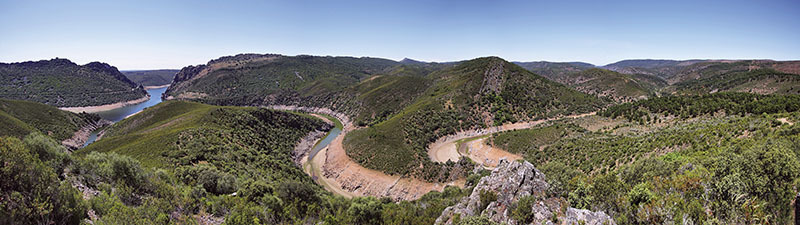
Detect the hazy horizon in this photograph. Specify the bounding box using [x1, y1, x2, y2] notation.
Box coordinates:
[1, 0, 799, 70]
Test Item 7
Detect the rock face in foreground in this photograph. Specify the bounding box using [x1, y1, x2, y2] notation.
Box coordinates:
[436, 160, 615, 225]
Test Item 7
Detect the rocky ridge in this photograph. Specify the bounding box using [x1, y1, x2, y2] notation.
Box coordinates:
[436, 159, 615, 225]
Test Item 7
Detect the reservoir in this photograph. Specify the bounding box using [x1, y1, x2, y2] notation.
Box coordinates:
[81, 87, 167, 147]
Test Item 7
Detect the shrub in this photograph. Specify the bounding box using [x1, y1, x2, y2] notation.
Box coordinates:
[478, 189, 498, 213]
[628, 183, 654, 206]
[511, 195, 537, 224]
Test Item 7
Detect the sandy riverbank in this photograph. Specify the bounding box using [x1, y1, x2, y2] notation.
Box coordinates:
[428, 112, 597, 166]
[270, 105, 464, 201]
[59, 95, 149, 113]
[463, 137, 522, 168]
[144, 84, 171, 89]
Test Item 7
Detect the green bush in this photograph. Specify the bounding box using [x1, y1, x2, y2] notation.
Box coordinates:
[0, 136, 87, 225]
[478, 189, 497, 213]
[628, 183, 654, 206]
[511, 195, 538, 224]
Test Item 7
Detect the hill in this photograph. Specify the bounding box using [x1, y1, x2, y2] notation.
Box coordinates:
[513, 61, 663, 102]
[164, 53, 399, 110]
[563, 68, 659, 102]
[163, 53, 459, 126]
[121, 69, 179, 87]
[0, 98, 104, 147]
[468, 92, 800, 224]
[79, 100, 329, 167]
[344, 57, 603, 182]
[0, 58, 147, 107]
[513, 61, 595, 80]
[66, 100, 468, 224]
[671, 68, 800, 95]
[602, 59, 708, 78]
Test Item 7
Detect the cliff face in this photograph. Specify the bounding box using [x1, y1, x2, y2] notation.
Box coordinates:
[437, 160, 615, 225]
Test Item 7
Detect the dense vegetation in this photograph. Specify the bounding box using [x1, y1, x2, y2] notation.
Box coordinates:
[602, 59, 707, 79]
[2, 100, 481, 224]
[600, 92, 800, 124]
[164, 54, 397, 109]
[513, 61, 594, 80]
[345, 57, 602, 182]
[164, 54, 603, 182]
[483, 93, 800, 224]
[350, 75, 432, 126]
[122, 69, 179, 87]
[559, 68, 656, 102]
[672, 68, 800, 95]
[0, 58, 147, 107]
[488, 122, 585, 154]
[1, 134, 88, 224]
[0, 98, 101, 141]
[4, 55, 800, 224]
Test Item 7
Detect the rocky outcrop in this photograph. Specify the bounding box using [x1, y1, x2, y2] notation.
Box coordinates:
[61, 119, 112, 150]
[480, 59, 506, 94]
[436, 159, 615, 225]
[292, 130, 328, 166]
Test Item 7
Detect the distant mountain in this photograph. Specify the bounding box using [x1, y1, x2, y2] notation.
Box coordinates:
[666, 60, 800, 95]
[599, 59, 800, 96]
[557, 68, 658, 102]
[399, 58, 427, 65]
[164, 53, 399, 107]
[513, 61, 666, 102]
[513, 61, 595, 81]
[602, 59, 708, 79]
[0, 58, 147, 107]
[122, 69, 179, 87]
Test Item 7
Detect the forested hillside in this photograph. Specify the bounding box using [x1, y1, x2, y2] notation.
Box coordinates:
[480, 93, 800, 224]
[2, 100, 486, 224]
[0, 58, 147, 107]
[122, 69, 179, 87]
[513, 61, 595, 80]
[553, 68, 657, 102]
[164, 54, 398, 111]
[0, 98, 102, 141]
[345, 57, 603, 182]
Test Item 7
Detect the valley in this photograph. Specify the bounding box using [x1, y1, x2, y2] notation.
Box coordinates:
[3, 54, 800, 225]
[4, 1, 799, 224]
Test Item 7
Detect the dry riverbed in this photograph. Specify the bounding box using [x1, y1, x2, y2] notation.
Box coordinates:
[60, 96, 150, 113]
[428, 112, 597, 168]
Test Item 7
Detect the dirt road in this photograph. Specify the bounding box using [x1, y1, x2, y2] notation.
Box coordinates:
[428, 112, 597, 167]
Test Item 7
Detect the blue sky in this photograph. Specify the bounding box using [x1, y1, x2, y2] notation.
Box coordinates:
[1, 0, 798, 69]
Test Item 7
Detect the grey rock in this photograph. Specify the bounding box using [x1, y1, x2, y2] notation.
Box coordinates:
[436, 159, 615, 225]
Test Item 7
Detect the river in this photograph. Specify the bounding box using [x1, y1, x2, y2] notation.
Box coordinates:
[308, 127, 342, 161]
[81, 87, 167, 147]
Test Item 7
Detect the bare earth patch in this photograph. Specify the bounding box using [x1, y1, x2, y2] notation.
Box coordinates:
[60, 95, 150, 113]
[778, 117, 794, 125]
[428, 112, 596, 164]
[320, 122, 464, 200]
[464, 137, 521, 168]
